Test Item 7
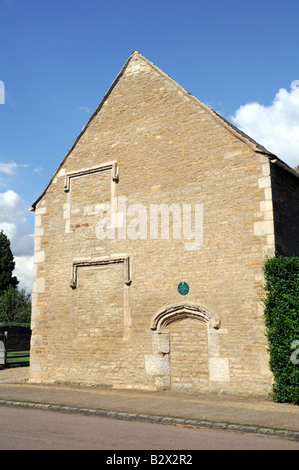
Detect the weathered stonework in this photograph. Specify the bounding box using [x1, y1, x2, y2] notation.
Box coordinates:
[29, 51, 299, 396]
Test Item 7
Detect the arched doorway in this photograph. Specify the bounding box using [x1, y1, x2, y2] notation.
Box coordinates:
[150, 302, 221, 331]
[169, 317, 209, 391]
[149, 302, 221, 391]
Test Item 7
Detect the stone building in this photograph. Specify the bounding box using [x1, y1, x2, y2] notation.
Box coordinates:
[29, 51, 299, 396]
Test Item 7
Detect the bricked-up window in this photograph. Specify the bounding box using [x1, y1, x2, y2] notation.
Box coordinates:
[70, 171, 110, 231]
[76, 263, 124, 338]
[64, 162, 118, 234]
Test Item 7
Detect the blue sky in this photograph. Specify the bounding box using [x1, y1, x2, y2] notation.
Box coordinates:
[0, 0, 299, 291]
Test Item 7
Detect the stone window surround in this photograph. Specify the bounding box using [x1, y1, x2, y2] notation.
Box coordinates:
[63, 161, 119, 193]
[69, 255, 131, 289]
[63, 161, 119, 234]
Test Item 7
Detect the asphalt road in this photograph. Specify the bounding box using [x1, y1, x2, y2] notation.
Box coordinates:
[0, 406, 299, 451]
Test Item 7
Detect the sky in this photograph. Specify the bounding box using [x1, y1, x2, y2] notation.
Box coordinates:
[0, 0, 299, 292]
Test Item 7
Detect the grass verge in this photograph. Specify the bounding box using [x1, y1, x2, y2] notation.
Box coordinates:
[6, 350, 30, 368]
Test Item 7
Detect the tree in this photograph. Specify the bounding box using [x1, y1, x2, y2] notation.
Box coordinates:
[0, 286, 31, 325]
[0, 231, 31, 326]
[0, 230, 18, 294]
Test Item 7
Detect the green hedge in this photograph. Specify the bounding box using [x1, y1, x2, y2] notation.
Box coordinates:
[263, 255, 299, 404]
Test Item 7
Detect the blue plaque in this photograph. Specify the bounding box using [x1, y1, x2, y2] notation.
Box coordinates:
[178, 282, 189, 295]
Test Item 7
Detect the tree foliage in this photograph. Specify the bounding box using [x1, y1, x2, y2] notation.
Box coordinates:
[0, 286, 31, 325]
[0, 230, 31, 325]
[0, 230, 18, 294]
[263, 255, 299, 404]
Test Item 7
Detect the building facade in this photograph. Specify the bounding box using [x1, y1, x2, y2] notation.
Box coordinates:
[29, 51, 299, 396]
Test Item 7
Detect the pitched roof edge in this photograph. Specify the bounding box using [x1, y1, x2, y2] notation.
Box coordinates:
[31, 51, 137, 211]
[268, 156, 299, 179]
[196, 103, 298, 179]
[132, 53, 273, 153]
[135, 53, 299, 180]
[30, 51, 299, 211]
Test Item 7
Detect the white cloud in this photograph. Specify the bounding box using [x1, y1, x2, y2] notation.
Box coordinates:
[0, 162, 29, 175]
[33, 165, 43, 173]
[0, 162, 18, 175]
[14, 255, 34, 293]
[78, 106, 91, 114]
[0, 189, 34, 292]
[230, 82, 299, 168]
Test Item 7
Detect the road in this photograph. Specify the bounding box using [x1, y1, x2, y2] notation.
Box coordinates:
[0, 406, 298, 451]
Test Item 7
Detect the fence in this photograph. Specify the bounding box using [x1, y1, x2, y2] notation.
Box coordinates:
[0, 325, 31, 368]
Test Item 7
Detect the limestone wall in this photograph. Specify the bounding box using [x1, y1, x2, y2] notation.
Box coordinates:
[29, 52, 276, 396]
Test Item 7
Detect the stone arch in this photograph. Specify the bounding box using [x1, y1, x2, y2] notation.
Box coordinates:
[145, 302, 222, 391]
[150, 302, 221, 332]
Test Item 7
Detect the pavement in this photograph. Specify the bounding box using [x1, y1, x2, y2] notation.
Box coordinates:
[1, 366, 299, 441]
